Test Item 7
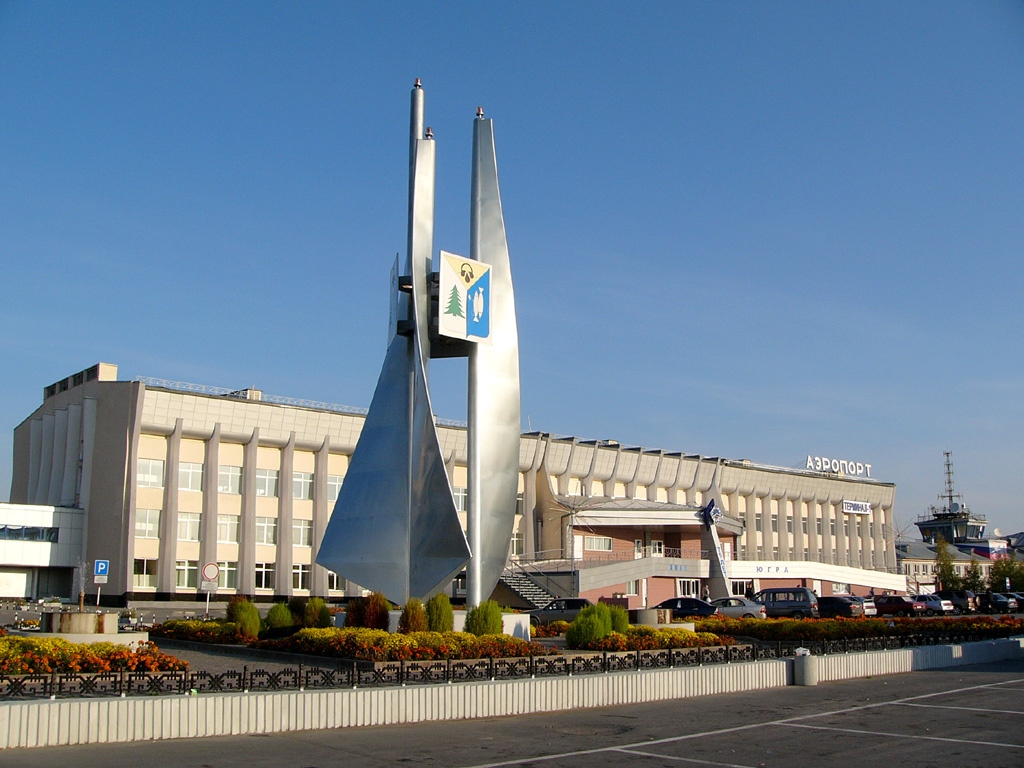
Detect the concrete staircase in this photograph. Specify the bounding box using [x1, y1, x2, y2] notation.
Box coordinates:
[500, 571, 556, 609]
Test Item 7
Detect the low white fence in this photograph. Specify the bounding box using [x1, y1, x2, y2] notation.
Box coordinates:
[2, 638, 1021, 750]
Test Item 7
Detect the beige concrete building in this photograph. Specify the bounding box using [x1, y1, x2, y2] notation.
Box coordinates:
[8, 363, 905, 605]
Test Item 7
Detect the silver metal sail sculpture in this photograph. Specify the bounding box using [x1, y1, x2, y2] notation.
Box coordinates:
[317, 82, 519, 607]
[466, 112, 521, 606]
[317, 81, 469, 604]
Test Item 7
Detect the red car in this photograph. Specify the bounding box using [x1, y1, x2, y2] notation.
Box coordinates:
[874, 595, 926, 617]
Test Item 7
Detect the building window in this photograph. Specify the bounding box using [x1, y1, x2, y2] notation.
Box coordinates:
[816, 519, 823, 535]
[179, 462, 204, 492]
[256, 517, 277, 545]
[256, 468, 279, 497]
[787, 518, 794, 534]
[137, 458, 165, 488]
[771, 514, 778, 533]
[218, 465, 242, 495]
[510, 532, 525, 556]
[452, 486, 468, 512]
[293, 564, 310, 591]
[217, 561, 238, 589]
[177, 512, 201, 542]
[676, 578, 698, 597]
[327, 474, 344, 503]
[217, 514, 239, 543]
[175, 560, 198, 588]
[830, 519, 836, 536]
[754, 513, 762, 532]
[651, 540, 664, 557]
[293, 519, 313, 547]
[516, 492, 525, 515]
[625, 579, 639, 596]
[293, 471, 313, 500]
[254, 562, 275, 590]
[0, 525, 58, 542]
[584, 535, 613, 551]
[772, 546, 779, 558]
[843, 519, 850, 537]
[327, 570, 343, 591]
[133, 559, 157, 588]
[732, 580, 754, 596]
[135, 509, 160, 539]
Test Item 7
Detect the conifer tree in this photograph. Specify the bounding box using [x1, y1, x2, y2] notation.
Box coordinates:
[445, 285, 463, 317]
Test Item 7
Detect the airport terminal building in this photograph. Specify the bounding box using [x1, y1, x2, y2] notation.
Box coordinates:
[6, 363, 905, 606]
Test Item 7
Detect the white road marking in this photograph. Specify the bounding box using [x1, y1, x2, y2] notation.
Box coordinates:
[457, 675, 1024, 768]
[786, 722, 1024, 749]
[898, 702, 1024, 715]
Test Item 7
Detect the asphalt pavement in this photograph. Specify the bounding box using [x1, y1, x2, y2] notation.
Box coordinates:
[1, 658, 1022, 767]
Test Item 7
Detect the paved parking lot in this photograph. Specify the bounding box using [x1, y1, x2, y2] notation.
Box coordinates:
[2, 658, 1022, 767]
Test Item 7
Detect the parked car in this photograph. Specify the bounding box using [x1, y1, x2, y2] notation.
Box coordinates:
[852, 596, 877, 616]
[752, 588, 819, 619]
[997, 594, 1020, 613]
[527, 598, 593, 626]
[874, 595, 927, 617]
[978, 592, 1018, 614]
[1007, 593, 1024, 613]
[935, 590, 977, 614]
[911, 594, 955, 616]
[817, 596, 865, 619]
[709, 596, 766, 619]
[652, 597, 720, 619]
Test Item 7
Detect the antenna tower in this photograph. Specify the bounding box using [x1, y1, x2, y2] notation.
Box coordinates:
[940, 450, 964, 514]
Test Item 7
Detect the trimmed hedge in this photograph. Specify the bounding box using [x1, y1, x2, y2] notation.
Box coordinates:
[252, 627, 558, 662]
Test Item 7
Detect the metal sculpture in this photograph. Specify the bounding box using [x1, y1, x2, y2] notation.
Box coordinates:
[317, 81, 520, 606]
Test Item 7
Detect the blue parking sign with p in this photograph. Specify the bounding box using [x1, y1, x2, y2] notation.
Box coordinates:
[94, 560, 109, 577]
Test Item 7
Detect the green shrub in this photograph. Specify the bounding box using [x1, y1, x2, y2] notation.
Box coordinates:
[305, 597, 332, 628]
[265, 602, 294, 629]
[464, 600, 503, 636]
[232, 600, 261, 640]
[287, 597, 307, 626]
[363, 592, 393, 630]
[608, 604, 630, 633]
[226, 595, 250, 623]
[566, 604, 613, 648]
[343, 597, 365, 628]
[398, 598, 428, 634]
[426, 593, 454, 633]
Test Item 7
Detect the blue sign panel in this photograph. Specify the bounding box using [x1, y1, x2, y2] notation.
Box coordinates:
[94, 559, 110, 577]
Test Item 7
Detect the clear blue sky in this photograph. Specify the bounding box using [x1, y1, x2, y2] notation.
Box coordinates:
[2, 3, 1023, 534]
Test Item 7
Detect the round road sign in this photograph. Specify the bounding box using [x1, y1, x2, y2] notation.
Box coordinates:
[202, 562, 220, 582]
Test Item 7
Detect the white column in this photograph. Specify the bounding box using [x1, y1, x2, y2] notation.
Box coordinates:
[35, 413, 55, 504]
[79, 399, 98, 511]
[47, 409, 68, 506]
[61, 403, 82, 507]
[237, 429, 259, 595]
[275, 433, 296, 596]
[26, 418, 43, 504]
[834, 503, 847, 566]
[199, 425, 220, 578]
[312, 438, 331, 596]
[157, 420, 182, 594]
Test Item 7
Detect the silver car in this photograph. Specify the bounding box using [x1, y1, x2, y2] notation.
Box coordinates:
[912, 594, 955, 616]
[709, 596, 766, 619]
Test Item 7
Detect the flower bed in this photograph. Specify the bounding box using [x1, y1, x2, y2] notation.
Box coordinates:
[531, 620, 569, 638]
[0, 637, 188, 674]
[151, 619, 245, 644]
[252, 628, 559, 662]
[570, 625, 734, 652]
